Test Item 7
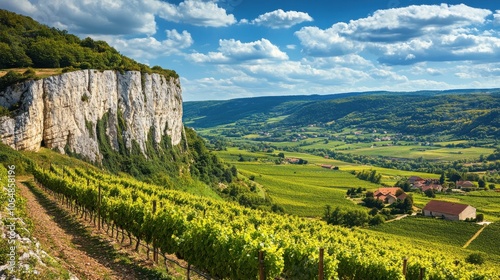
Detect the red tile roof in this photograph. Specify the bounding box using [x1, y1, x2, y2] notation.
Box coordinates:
[423, 200, 471, 216]
[457, 181, 475, 188]
[397, 193, 408, 201]
[374, 187, 402, 196]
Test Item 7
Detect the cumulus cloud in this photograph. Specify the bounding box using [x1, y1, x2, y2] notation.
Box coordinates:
[1, 0, 236, 37]
[0, 0, 37, 15]
[190, 38, 288, 63]
[251, 9, 313, 29]
[107, 29, 193, 60]
[156, 0, 236, 27]
[295, 24, 356, 56]
[493, 10, 500, 24]
[295, 4, 499, 65]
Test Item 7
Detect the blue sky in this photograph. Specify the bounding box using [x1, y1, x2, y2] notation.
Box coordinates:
[1, 0, 499, 101]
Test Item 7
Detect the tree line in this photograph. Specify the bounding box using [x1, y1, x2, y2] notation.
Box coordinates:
[0, 9, 177, 89]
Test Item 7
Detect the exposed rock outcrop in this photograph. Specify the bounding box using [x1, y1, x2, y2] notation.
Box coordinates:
[0, 70, 183, 163]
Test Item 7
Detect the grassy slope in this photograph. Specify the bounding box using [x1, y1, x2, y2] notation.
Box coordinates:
[216, 148, 440, 216]
[468, 222, 500, 257]
[340, 145, 495, 161]
[365, 217, 500, 267]
[0, 68, 62, 78]
[16, 146, 223, 200]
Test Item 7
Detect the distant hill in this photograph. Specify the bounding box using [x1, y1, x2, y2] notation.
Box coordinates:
[184, 91, 395, 128]
[184, 89, 500, 138]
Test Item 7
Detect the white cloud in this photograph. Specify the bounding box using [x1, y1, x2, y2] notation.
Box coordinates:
[251, 9, 313, 29]
[286, 45, 296, 50]
[345, 4, 491, 42]
[295, 24, 356, 56]
[189, 38, 288, 63]
[2, 0, 160, 35]
[107, 29, 193, 60]
[1, 0, 236, 37]
[156, 0, 236, 27]
[295, 4, 499, 65]
[0, 0, 37, 15]
[495, 10, 500, 24]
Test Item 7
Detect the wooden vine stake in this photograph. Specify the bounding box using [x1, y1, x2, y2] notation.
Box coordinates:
[319, 248, 324, 280]
[419, 267, 425, 280]
[97, 183, 101, 231]
[403, 257, 408, 277]
[152, 200, 158, 263]
[259, 251, 265, 280]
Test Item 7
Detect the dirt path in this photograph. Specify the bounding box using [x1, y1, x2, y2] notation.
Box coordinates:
[463, 224, 488, 249]
[17, 177, 165, 280]
[386, 214, 408, 223]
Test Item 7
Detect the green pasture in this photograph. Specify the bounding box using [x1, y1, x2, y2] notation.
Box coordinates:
[468, 222, 500, 257]
[219, 147, 440, 187]
[338, 145, 494, 161]
[434, 140, 469, 146]
[235, 162, 378, 216]
[365, 217, 500, 267]
[217, 148, 380, 216]
[368, 216, 481, 248]
[270, 150, 440, 185]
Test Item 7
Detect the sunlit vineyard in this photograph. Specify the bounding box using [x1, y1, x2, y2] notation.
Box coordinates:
[32, 164, 498, 279]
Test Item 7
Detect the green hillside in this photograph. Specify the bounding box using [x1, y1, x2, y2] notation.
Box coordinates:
[283, 93, 500, 138]
[184, 90, 500, 139]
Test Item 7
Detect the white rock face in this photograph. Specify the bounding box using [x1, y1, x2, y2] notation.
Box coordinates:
[0, 70, 183, 162]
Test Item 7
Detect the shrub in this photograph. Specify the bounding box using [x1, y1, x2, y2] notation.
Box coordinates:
[0, 106, 10, 117]
[465, 253, 485, 265]
[476, 214, 484, 222]
[81, 93, 89, 102]
[424, 188, 435, 198]
[369, 214, 385, 226]
[0, 70, 24, 92]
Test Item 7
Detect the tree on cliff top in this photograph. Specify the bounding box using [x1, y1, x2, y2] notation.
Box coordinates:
[0, 9, 177, 79]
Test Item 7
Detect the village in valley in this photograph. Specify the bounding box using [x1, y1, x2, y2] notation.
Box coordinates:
[348, 175, 485, 223]
[282, 154, 491, 224]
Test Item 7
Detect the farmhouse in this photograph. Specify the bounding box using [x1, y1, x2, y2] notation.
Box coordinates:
[408, 176, 424, 184]
[422, 200, 476, 221]
[456, 180, 476, 190]
[374, 187, 407, 204]
[421, 184, 443, 193]
[320, 164, 338, 170]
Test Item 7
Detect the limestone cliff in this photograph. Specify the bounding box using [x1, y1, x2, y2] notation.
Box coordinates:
[0, 70, 183, 163]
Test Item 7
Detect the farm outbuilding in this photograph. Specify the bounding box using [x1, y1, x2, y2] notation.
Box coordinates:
[422, 200, 476, 221]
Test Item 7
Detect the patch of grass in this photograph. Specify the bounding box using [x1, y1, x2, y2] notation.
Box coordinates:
[468, 222, 500, 257]
[368, 216, 481, 247]
[217, 149, 380, 216]
[0, 68, 63, 78]
[338, 145, 495, 161]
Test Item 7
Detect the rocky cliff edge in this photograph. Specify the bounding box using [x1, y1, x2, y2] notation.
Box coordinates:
[0, 70, 183, 163]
